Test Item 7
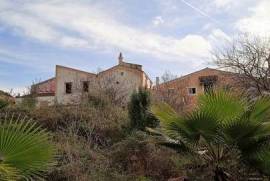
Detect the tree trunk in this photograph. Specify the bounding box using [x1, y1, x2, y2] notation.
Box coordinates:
[214, 166, 229, 181]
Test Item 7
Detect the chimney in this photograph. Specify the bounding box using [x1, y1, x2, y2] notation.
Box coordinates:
[156, 77, 160, 86]
[118, 52, 123, 64]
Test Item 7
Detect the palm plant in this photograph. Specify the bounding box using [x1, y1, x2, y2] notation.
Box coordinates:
[0, 115, 55, 180]
[151, 91, 270, 180]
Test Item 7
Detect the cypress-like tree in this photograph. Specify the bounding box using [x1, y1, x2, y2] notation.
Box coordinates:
[128, 88, 158, 130]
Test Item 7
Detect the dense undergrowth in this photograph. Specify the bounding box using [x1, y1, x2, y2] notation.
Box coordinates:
[0, 103, 188, 181]
[1, 90, 269, 180]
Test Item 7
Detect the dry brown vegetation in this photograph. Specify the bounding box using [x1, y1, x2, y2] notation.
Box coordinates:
[0, 100, 189, 181]
[2, 88, 267, 180]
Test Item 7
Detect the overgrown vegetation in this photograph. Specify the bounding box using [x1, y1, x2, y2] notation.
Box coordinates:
[0, 99, 8, 109]
[2, 88, 270, 180]
[128, 88, 158, 131]
[152, 91, 270, 180]
[0, 90, 13, 109]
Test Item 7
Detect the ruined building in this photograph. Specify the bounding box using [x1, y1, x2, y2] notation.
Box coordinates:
[154, 68, 239, 112]
[27, 53, 152, 106]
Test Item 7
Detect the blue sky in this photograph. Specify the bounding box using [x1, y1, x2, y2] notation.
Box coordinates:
[0, 0, 269, 94]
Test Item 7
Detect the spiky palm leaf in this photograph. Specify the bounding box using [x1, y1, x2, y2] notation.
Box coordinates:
[0, 115, 56, 180]
[152, 91, 270, 176]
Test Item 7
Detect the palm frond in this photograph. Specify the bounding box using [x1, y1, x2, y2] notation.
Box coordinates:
[151, 103, 180, 126]
[0, 163, 21, 181]
[249, 96, 270, 123]
[243, 145, 270, 175]
[152, 91, 270, 175]
[151, 103, 186, 140]
[183, 111, 220, 143]
[198, 91, 247, 123]
[0, 115, 56, 180]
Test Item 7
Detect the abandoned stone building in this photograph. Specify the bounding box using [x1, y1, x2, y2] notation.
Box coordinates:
[154, 68, 239, 112]
[26, 53, 153, 106]
[16, 53, 242, 109]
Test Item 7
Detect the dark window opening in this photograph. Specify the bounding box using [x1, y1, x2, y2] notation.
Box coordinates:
[223, 84, 232, 91]
[168, 88, 175, 95]
[199, 76, 217, 93]
[83, 81, 89, 92]
[121, 72, 124, 76]
[116, 81, 119, 84]
[65, 82, 72, 94]
[188, 88, 196, 95]
[204, 83, 214, 93]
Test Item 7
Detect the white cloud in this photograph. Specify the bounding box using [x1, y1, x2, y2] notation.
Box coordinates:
[152, 16, 164, 26]
[214, 0, 235, 8]
[0, 0, 212, 62]
[0, 85, 28, 95]
[208, 29, 231, 45]
[236, 0, 270, 36]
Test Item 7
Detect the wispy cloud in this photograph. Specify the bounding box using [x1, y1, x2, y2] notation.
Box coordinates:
[152, 16, 164, 26]
[213, 0, 235, 9]
[179, 0, 219, 24]
[0, 0, 212, 63]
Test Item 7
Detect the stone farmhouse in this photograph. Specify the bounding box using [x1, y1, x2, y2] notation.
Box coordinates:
[27, 53, 153, 107]
[16, 53, 242, 110]
[154, 68, 239, 112]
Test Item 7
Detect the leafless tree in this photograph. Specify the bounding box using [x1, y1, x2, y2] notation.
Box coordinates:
[80, 74, 131, 106]
[153, 71, 188, 113]
[161, 70, 177, 83]
[213, 35, 270, 96]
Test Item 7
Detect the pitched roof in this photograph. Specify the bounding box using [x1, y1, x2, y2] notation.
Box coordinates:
[156, 67, 234, 86]
[56, 65, 96, 76]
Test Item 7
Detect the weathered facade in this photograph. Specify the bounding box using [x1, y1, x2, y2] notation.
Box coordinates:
[28, 54, 153, 106]
[154, 68, 239, 112]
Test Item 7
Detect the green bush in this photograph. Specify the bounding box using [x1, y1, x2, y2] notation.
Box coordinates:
[0, 99, 8, 109]
[128, 88, 158, 131]
[20, 96, 37, 110]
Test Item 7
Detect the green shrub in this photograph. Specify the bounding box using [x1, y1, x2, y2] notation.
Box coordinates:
[20, 96, 37, 110]
[0, 99, 8, 109]
[128, 88, 158, 131]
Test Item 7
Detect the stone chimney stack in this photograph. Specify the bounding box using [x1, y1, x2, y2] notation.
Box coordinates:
[118, 52, 123, 64]
[156, 77, 160, 86]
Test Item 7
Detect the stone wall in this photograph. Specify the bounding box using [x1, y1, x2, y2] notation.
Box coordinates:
[55, 65, 96, 105]
[32, 78, 55, 95]
[98, 65, 144, 103]
[30, 60, 152, 106]
[155, 68, 238, 112]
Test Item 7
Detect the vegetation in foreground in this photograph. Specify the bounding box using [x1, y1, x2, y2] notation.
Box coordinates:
[152, 91, 270, 180]
[1, 89, 270, 180]
[0, 116, 55, 180]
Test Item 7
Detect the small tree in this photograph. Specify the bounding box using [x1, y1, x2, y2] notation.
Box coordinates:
[128, 88, 158, 131]
[213, 35, 270, 96]
[153, 71, 188, 113]
[161, 70, 177, 83]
